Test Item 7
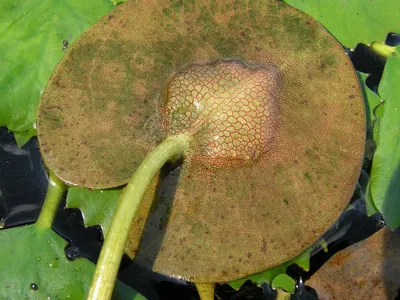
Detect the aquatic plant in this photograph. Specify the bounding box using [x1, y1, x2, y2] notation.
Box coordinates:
[0, 0, 399, 299]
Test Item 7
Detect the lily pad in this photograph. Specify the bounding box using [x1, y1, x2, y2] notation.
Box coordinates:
[370, 46, 400, 229]
[357, 72, 382, 137]
[66, 187, 121, 238]
[307, 227, 400, 299]
[283, 0, 400, 48]
[0, 0, 114, 134]
[229, 248, 310, 291]
[37, 0, 365, 283]
[0, 224, 144, 299]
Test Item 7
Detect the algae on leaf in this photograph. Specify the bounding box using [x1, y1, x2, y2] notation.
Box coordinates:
[283, 0, 400, 48]
[370, 46, 400, 229]
[0, 0, 114, 136]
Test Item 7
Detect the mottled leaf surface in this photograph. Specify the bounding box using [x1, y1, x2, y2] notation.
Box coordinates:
[307, 228, 400, 299]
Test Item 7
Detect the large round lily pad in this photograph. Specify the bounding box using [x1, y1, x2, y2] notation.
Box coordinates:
[37, 0, 365, 283]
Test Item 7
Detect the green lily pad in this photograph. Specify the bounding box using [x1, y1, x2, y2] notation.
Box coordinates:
[283, 0, 400, 48]
[229, 248, 310, 290]
[0, 0, 115, 135]
[66, 187, 121, 238]
[271, 274, 296, 293]
[357, 72, 382, 137]
[370, 46, 400, 229]
[13, 125, 38, 147]
[0, 224, 144, 299]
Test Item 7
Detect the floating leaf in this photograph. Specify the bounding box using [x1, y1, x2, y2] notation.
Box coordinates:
[0, 224, 145, 299]
[365, 179, 380, 217]
[66, 187, 120, 238]
[37, 0, 365, 283]
[13, 125, 37, 147]
[0, 0, 114, 133]
[357, 72, 382, 138]
[370, 46, 400, 229]
[283, 0, 400, 48]
[271, 274, 296, 293]
[228, 249, 310, 290]
[307, 228, 400, 299]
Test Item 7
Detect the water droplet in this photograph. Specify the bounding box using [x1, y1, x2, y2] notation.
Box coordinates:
[35, 257, 41, 262]
[49, 263, 53, 268]
[30, 283, 38, 290]
[378, 219, 386, 228]
[66, 246, 81, 261]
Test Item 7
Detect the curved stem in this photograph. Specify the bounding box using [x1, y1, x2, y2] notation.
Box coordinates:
[36, 172, 66, 229]
[88, 134, 189, 300]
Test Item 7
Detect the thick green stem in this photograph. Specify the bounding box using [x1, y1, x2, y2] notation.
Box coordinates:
[36, 172, 66, 229]
[88, 134, 189, 300]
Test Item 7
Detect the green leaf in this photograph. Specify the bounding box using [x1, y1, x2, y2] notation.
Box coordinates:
[365, 179, 380, 217]
[283, 0, 400, 48]
[13, 125, 38, 147]
[0, 0, 114, 133]
[0, 224, 145, 299]
[370, 46, 400, 229]
[66, 187, 121, 238]
[271, 274, 296, 293]
[357, 72, 382, 139]
[228, 249, 310, 290]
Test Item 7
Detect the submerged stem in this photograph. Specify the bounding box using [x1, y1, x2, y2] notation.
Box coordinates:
[36, 172, 66, 229]
[88, 134, 189, 300]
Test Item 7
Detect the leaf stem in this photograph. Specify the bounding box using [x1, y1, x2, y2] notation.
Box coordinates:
[87, 134, 189, 300]
[276, 288, 291, 300]
[195, 283, 216, 300]
[36, 172, 66, 229]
